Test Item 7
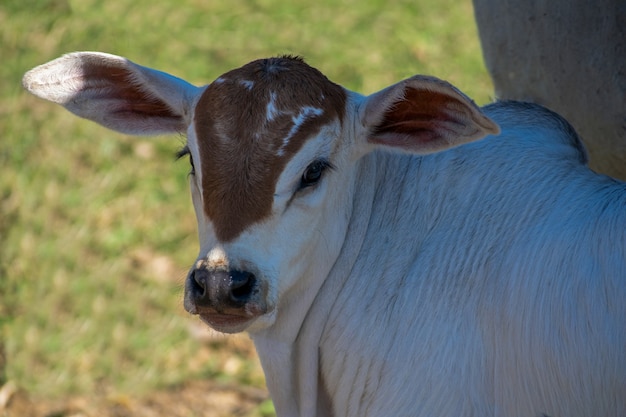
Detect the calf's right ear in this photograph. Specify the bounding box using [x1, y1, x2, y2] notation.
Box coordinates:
[359, 75, 500, 155]
[22, 52, 202, 136]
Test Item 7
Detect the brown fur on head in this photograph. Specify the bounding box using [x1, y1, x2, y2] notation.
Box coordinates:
[194, 57, 347, 242]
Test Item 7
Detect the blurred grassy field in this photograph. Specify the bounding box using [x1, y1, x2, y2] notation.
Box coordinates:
[0, 0, 492, 413]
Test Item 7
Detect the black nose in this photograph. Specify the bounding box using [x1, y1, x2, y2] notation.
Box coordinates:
[186, 266, 257, 311]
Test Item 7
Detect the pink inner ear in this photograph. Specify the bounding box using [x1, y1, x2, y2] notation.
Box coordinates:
[371, 87, 477, 150]
[83, 66, 180, 120]
[113, 93, 181, 120]
[374, 88, 465, 142]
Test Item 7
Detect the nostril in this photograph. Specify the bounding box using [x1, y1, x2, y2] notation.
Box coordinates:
[184, 266, 213, 313]
[229, 270, 256, 302]
[190, 268, 208, 296]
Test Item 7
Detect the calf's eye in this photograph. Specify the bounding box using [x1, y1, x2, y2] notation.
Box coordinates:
[176, 146, 195, 176]
[188, 154, 196, 176]
[300, 159, 331, 189]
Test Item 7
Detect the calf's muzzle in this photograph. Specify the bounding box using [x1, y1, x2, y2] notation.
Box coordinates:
[185, 265, 257, 313]
[183, 260, 269, 333]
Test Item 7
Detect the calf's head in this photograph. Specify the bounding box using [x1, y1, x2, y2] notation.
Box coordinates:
[23, 52, 498, 333]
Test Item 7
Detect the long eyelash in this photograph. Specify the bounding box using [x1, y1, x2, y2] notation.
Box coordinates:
[320, 159, 335, 172]
[176, 145, 190, 160]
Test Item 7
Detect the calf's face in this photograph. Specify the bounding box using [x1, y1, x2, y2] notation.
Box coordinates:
[182, 57, 352, 333]
[22, 52, 499, 334]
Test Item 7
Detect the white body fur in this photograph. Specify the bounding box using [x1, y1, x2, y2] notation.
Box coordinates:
[23, 53, 626, 417]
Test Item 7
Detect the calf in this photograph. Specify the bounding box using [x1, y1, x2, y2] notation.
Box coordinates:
[23, 53, 626, 417]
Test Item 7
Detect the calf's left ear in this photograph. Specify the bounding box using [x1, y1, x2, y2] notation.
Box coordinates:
[360, 75, 500, 154]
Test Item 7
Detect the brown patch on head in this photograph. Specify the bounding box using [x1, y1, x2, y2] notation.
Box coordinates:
[194, 56, 346, 242]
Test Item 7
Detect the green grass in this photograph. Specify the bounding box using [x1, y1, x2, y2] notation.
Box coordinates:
[1, 0, 492, 406]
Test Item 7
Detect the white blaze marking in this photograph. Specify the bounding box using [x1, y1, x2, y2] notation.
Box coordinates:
[240, 80, 254, 90]
[266, 92, 279, 122]
[277, 106, 324, 156]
